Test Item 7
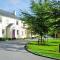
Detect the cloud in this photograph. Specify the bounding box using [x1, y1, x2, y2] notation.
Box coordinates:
[8, 0, 20, 5]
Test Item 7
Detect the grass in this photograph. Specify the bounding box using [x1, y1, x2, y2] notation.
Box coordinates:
[26, 38, 60, 59]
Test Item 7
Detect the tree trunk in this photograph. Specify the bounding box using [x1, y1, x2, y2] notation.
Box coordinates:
[38, 38, 40, 45]
[38, 35, 43, 45]
[40, 35, 43, 45]
[59, 44, 60, 53]
[55, 33, 56, 38]
[41, 35, 45, 45]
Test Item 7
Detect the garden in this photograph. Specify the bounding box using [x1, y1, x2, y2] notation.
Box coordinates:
[26, 38, 60, 59]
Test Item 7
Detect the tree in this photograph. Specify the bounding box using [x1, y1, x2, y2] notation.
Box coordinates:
[48, 0, 60, 38]
[20, 0, 58, 44]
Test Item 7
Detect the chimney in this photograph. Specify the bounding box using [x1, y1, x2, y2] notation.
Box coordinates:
[13, 10, 16, 16]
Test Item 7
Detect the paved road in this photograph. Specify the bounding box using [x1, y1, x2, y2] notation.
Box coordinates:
[0, 40, 55, 60]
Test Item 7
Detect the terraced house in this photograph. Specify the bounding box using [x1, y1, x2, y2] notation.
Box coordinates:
[0, 9, 27, 39]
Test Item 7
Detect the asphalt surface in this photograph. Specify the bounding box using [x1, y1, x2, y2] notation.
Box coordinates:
[0, 40, 55, 60]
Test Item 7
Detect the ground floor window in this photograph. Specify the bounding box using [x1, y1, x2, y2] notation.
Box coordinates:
[17, 30, 19, 35]
[2, 29, 4, 34]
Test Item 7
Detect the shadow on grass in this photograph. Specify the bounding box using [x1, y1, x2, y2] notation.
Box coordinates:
[29, 43, 57, 46]
[51, 42, 60, 44]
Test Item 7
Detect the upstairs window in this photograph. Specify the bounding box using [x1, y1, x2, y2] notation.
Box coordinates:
[16, 21, 18, 25]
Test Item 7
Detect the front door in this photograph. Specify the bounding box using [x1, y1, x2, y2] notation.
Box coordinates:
[12, 29, 15, 38]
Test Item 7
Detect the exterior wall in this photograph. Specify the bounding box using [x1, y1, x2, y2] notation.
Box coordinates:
[57, 33, 60, 38]
[10, 20, 27, 38]
[0, 15, 27, 39]
[0, 24, 2, 37]
[0, 15, 15, 38]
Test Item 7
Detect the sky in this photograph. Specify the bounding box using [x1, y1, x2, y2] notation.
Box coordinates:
[0, 0, 60, 16]
[0, 0, 31, 16]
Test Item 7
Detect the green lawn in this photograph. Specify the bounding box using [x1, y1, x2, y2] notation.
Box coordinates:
[26, 38, 60, 59]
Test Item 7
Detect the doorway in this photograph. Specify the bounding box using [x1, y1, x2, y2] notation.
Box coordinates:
[12, 29, 15, 38]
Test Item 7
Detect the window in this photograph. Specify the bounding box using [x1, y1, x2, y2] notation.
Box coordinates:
[23, 23, 25, 27]
[0, 17, 2, 22]
[16, 21, 18, 25]
[22, 31, 23, 35]
[17, 30, 19, 35]
[2, 29, 4, 34]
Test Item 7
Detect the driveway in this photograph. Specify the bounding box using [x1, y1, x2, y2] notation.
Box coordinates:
[0, 40, 54, 60]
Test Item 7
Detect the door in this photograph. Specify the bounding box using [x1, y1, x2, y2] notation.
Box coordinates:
[12, 29, 15, 38]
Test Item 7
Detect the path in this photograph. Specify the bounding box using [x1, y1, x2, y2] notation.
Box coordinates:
[0, 40, 55, 60]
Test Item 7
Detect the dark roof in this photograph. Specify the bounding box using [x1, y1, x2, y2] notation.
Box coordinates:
[0, 9, 19, 19]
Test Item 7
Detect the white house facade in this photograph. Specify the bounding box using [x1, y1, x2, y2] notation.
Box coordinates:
[0, 9, 27, 39]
